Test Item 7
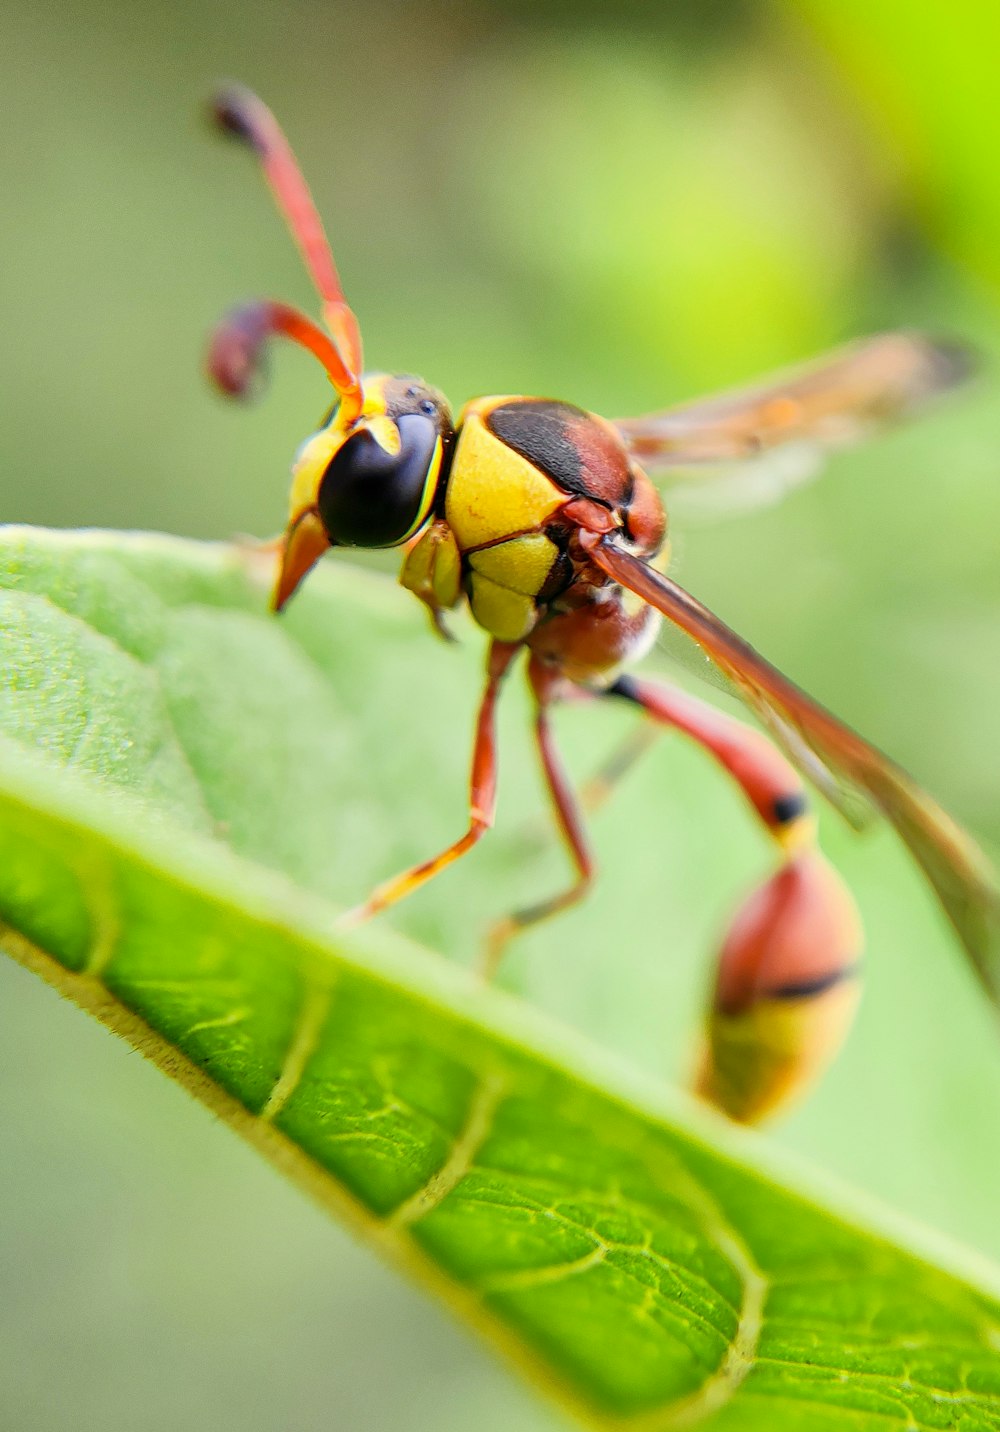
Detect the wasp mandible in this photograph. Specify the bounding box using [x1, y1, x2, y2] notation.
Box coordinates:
[205, 87, 999, 1124]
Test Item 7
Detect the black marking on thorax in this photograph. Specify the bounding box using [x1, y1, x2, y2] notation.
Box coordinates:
[486, 400, 594, 499]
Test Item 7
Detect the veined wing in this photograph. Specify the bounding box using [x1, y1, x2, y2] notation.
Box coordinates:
[588, 535, 1000, 1006]
[651, 613, 875, 830]
[614, 333, 972, 517]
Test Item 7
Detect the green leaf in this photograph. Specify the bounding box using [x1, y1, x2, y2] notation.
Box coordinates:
[2, 525, 1000, 1430]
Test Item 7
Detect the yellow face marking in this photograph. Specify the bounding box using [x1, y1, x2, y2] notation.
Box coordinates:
[365, 414, 402, 456]
[446, 411, 566, 551]
[289, 427, 340, 517]
[399, 436, 443, 544]
[469, 533, 558, 599]
[359, 374, 390, 418]
[286, 373, 396, 522]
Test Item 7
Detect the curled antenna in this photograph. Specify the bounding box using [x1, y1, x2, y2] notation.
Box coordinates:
[207, 300, 356, 399]
[207, 85, 363, 419]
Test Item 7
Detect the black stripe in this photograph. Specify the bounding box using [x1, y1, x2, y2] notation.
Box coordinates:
[433, 426, 457, 518]
[767, 962, 861, 1002]
[773, 791, 809, 824]
[606, 675, 641, 704]
[486, 400, 592, 498]
[619, 469, 637, 541]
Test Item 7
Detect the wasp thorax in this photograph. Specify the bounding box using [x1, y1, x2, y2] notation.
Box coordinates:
[315, 374, 452, 548]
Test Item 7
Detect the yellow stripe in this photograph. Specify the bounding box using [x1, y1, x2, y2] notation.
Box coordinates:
[400, 435, 443, 543]
[446, 413, 564, 551]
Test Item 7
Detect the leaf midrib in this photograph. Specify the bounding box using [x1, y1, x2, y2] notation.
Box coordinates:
[4, 529, 1000, 1430]
[2, 716, 998, 1310]
[1, 911, 765, 1432]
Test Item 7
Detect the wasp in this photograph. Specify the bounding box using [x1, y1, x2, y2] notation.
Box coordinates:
[205, 86, 999, 1123]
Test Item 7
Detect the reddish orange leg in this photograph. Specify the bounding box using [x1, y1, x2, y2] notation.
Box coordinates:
[481, 659, 595, 980]
[606, 674, 817, 842]
[339, 642, 519, 929]
[580, 720, 661, 814]
[607, 674, 863, 1123]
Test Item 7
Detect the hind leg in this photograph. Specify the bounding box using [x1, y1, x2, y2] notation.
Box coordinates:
[606, 674, 862, 1123]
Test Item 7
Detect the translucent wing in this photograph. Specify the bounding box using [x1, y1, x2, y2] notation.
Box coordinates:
[614, 333, 972, 517]
[652, 613, 875, 830]
[589, 537, 1000, 1006]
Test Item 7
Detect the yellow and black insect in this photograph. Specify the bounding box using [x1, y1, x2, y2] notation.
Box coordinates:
[206, 86, 999, 1124]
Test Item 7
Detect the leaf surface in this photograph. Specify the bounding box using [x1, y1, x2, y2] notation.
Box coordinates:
[1, 526, 999, 1431]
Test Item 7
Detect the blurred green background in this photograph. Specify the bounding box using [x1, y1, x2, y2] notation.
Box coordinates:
[3, 1, 1000, 1429]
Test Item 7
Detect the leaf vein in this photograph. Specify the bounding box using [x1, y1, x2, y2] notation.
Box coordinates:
[387, 1074, 506, 1229]
[261, 977, 335, 1122]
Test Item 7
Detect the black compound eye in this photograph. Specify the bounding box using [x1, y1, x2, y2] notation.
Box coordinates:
[317, 413, 439, 548]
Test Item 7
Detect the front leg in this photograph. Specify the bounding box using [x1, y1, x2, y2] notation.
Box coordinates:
[339, 641, 519, 927]
[399, 518, 463, 641]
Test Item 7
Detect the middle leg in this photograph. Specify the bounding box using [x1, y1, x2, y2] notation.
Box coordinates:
[481, 657, 595, 979]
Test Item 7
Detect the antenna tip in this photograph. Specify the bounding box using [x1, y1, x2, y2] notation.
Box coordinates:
[206, 305, 269, 401]
[209, 84, 267, 153]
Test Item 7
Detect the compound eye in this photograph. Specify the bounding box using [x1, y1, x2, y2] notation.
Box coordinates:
[317, 413, 439, 547]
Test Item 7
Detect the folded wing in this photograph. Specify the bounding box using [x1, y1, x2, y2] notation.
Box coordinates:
[614, 333, 972, 517]
[588, 536, 1000, 1007]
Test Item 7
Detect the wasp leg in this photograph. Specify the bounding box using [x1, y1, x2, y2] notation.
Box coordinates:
[339, 641, 519, 928]
[606, 673, 862, 1124]
[580, 721, 661, 814]
[399, 520, 462, 644]
[481, 658, 595, 980]
[606, 673, 818, 847]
